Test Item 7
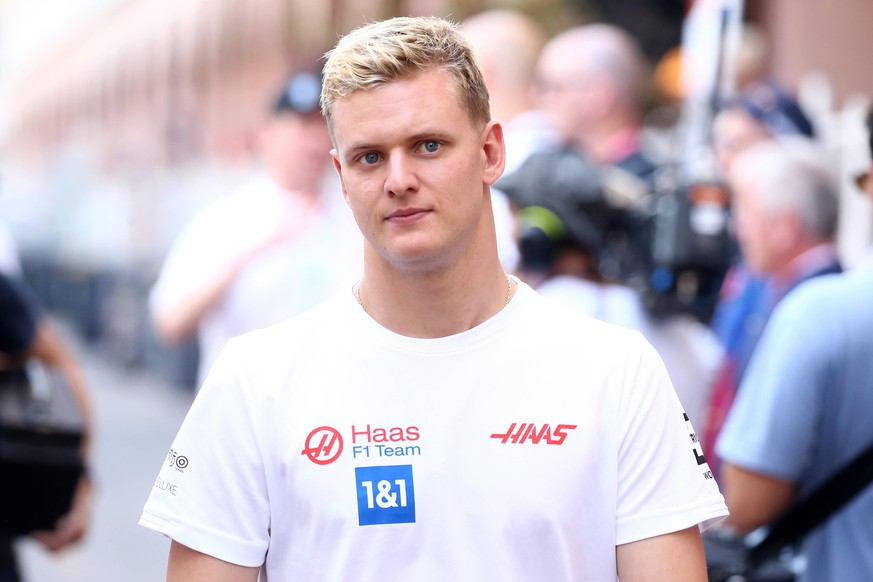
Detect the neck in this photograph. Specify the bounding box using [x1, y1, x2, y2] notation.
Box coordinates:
[770, 240, 836, 286]
[575, 116, 640, 164]
[357, 254, 514, 338]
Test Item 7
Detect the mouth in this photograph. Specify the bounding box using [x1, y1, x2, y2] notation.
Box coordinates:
[386, 207, 430, 224]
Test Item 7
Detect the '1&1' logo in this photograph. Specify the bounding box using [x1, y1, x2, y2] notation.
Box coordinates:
[355, 464, 416, 526]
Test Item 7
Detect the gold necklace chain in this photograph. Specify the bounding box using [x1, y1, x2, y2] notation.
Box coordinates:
[356, 282, 368, 315]
[356, 275, 514, 314]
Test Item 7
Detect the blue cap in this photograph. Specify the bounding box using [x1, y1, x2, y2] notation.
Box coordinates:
[723, 79, 815, 139]
[272, 70, 322, 116]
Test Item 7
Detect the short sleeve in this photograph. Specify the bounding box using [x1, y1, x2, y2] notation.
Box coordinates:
[615, 335, 727, 544]
[139, 338, 271, 567]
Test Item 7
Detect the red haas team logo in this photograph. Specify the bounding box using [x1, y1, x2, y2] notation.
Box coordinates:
[490, 423, 577, 445]
[302, 426, 344, 465]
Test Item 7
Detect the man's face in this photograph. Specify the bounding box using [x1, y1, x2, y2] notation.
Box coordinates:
[262, 113, 333, 191]
[731, 177, 781, 274]
[713, 109, 772, 178]
[536, 48, 597, 144]
[329, 68, 504, 273]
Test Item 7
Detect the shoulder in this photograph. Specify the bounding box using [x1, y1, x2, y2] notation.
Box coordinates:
[768, 270, 869, 334]
[227, 294, 347, 361]
[521, 284, 654, 365]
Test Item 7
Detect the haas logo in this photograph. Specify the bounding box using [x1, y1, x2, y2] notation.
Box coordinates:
[301, 426, 344, 465]
[490, 423, 577, 445]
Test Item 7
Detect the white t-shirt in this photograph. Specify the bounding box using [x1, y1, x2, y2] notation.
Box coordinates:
[149, 174, 362, 385]
[537, 275, 722, 428]
[140, 281, 727, 581]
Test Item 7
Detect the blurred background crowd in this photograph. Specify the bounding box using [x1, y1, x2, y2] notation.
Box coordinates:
[1, 0, 872, 580]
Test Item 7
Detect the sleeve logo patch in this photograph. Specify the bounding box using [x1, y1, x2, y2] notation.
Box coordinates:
[167, 449, 189, 472]
[355, 464, 416, 526]
[684, 413, 714, 481]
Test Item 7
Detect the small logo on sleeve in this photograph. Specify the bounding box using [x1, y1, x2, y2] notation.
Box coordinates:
[684, 413, 714, 480]
[167, 449, 189, 472]
[355, 464, 416, 526]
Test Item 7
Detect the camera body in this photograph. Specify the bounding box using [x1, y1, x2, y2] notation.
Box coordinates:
[498, 148, 732, 323]
[638, 176, 732, 322]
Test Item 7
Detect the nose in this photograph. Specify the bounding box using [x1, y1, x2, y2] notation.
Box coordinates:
[384, 152, 419, 197]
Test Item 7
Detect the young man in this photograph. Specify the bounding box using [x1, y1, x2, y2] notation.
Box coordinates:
[140, 16, 727, 581]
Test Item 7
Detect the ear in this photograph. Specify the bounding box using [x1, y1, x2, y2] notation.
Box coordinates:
[330, 149, 351, 206]
[769, 212, 802, 255]
[482, 121, 506, 187]
[589, 75, 617, 117]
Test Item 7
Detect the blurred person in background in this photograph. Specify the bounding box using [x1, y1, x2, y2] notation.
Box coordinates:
[712, 79, 816, 179]
[536, 23, 657, 185]
[703, 136, 841, 476]
[708, 81, 818, 351]
[461, 9, 558, 175]
[149, 66, 362, 387]
[526, 23, 722, 428]
[714, 108, 873, 582]
[1, 272, 93, 582]
[461, 9, 559, 272]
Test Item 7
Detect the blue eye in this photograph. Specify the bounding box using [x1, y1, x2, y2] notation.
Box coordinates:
[422, 140, 440, 153]
[362, 152, 380, 165]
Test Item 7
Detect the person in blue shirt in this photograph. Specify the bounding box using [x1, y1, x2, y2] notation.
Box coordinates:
[716, 107, 873, 582]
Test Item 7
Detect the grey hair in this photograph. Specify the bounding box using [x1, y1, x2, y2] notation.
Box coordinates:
[730, 137, 840, 238]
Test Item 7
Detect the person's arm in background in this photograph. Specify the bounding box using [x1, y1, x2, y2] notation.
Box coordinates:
[26, 320, 95, 551]
[149, 208, 294, 345]
[719, 465, 794, 532]
[150, 239, 274, 344]
[616, 525, 708, 581]
[0, 274, 94, 551]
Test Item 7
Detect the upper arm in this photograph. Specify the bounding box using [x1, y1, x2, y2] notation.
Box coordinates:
[720, 463, 795, 532]
[616, 525, 707, 582]
[167, 541, 260, 582]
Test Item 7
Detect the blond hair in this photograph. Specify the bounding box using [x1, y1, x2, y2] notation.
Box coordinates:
[321, 16, 490, 132]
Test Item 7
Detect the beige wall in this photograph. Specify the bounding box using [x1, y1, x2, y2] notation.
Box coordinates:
[754, 0, 873, 104]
